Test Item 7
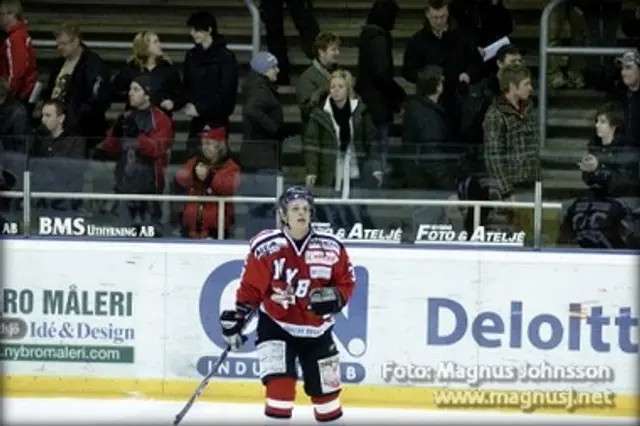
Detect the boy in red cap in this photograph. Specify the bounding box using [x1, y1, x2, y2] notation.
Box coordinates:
[175, 126, 240, 238]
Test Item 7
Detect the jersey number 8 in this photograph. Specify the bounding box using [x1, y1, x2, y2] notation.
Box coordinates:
[294, 279, 311, 298]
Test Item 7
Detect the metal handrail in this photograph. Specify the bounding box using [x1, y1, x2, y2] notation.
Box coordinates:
[535, 0, 632, 249]
[31, 0, 261, 54]
[538, 0, 631, 151]
[0, 180, 563, 242]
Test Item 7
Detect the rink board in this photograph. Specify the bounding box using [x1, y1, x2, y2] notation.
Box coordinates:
[0, 239, 638, 417]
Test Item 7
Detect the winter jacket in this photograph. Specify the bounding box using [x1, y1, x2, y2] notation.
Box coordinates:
[176, 38, 239, 132]
[0, 21, 38, 101]
[355, 0, 405, 125]
[240, 70, 284, 171]
[582, 133, 640, 197]
[482, 96, 540, 196]
[402, 95, 462, 189]
[32, 131, 85, 159]
[176, 155, 240, 239]
[42, 46, 112, 140]
[402, 18, 480, 109]
[296, 59, 336, 130]
[304, 96, 380, 191]
[100, 106, 173, 194]
[111, 58, 182, 115]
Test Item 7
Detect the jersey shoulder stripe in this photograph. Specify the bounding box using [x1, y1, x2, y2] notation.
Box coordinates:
[249, 229, 282, 249]
[308, 231, 344, 253]
[250, 229, 288, 259]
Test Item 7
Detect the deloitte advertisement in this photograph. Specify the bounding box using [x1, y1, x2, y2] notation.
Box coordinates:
[196, 259, 370, 384]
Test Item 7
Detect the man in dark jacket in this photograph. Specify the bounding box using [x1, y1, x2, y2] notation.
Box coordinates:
[355, 0, 405, 172]
[449, 0, 513, 51]
[42, 22, 111, 150]
[458, 43, 521, 151]
[177, 11, 239, 157]
[96, 75, 173, 232]
[402, 65, 458, 190]
[403, 0, 480, 116]
[0, 77, 29, 153]
[35, 99, 85, 158]
[240, 51, 284, 172]
[260, 0, 320, 85]
[612, 50, 640, 146]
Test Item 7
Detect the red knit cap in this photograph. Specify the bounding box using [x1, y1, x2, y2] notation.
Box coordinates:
[199, 126, 226, 142]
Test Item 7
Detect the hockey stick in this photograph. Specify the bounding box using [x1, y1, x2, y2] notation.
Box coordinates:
[173, 311, 255, 425]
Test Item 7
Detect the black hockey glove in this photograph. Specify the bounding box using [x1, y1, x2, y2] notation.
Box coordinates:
[219, 305, 251, 351]
[307, 287, 343, 316]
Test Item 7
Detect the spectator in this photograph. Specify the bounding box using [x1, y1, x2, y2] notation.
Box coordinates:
[111, 31, 182, 117]
[239, 51, 284, 173]
[0, 0, 37, 103]
[402, 0, 479, 118]
[579, 102, 640, 200]
[557, 175, 633, 249]
[41, 22, 111, 151]
[546, 1, 586, 89]
[611, 50, 640, 146]
[33, 99, 84, 158]
[296, 31, 341, 132]
[176, 11, 239, 157]
[458, 43, 522, 156]
[402, 65, 459, 191]
[304, 69, 381, 230]
[175, 126, 240, 239]
[355, 0, 405, 172]
[260, 0, 320, 85]
[483, 63, 539, 201]
[95, 76, 173, 232]
[573, 0, 622, 89]
[304, 69, 382, 195]
[449, 0, 513, 50]
[0, 76, 29, 153]
[30, 98, 85, 214]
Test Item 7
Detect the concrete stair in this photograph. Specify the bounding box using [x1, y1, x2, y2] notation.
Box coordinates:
[24, 0, 635, 199]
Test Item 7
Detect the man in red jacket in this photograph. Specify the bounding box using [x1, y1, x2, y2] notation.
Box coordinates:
[0, 0, 37, 102]
[96, 75, 173, 233]
[175, 126, 240, 239]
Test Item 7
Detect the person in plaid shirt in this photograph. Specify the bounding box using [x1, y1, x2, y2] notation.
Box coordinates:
[482, 63, 540, 201]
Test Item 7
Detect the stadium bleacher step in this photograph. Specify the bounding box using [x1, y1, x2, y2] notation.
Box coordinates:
[25, 0, 627, 197]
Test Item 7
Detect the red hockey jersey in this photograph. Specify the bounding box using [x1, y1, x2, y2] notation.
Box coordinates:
[236, 228, 356, 338]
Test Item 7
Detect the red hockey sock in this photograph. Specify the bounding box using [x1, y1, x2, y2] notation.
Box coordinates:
[311, 393, 343, 422]
[265, 377, 296, 419]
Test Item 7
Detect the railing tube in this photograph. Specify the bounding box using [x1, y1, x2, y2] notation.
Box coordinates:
[244, 0, 261, 54]
[533, 180, 543, 249]
[21, 171, 31, 237]
[538, 0, 565, 150]
[217, 200, 225, 240]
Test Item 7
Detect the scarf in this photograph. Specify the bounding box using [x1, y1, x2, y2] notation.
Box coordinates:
[329, 98, 352, 152]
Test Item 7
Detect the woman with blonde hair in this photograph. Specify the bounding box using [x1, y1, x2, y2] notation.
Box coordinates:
[304, 69, 383, 227]
[111, 31, 181, 115]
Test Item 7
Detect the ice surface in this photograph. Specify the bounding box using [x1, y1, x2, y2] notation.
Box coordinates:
[1, 397, 637, 425]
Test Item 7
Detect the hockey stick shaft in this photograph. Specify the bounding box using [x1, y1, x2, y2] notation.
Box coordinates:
[173, 310, 255, 425]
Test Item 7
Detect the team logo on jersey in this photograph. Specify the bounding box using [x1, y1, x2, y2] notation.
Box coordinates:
[305, 250, 339, 266]
[197, 259, 370, 384]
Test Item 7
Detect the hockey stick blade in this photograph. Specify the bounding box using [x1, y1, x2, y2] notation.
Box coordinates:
[173, 311, 255, 425]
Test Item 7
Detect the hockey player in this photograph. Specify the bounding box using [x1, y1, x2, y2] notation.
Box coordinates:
[219, 186, 355, 422]
[557, 176, 633, 249]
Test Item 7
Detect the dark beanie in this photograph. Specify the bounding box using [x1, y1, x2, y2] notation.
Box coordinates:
[133, 75, 153, 97]
[187, 11, 218, 35]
